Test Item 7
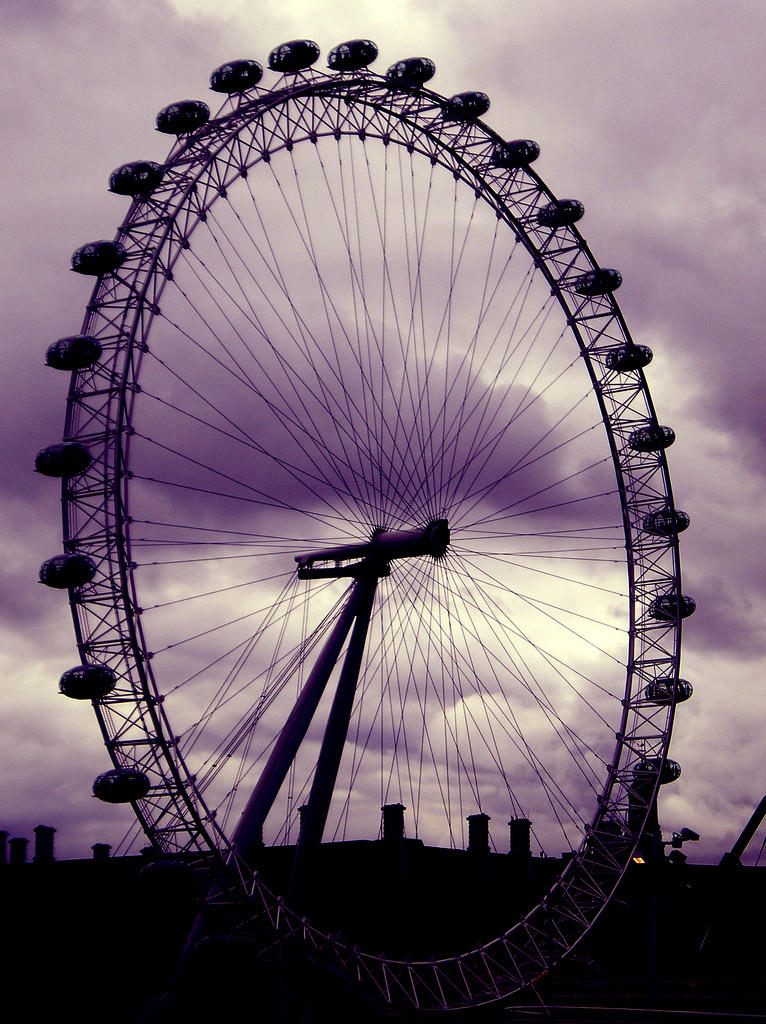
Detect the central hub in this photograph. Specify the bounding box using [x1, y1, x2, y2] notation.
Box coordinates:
[296, 519, 450, 579]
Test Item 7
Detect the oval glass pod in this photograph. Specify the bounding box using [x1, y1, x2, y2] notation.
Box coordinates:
[59, 664, 116, 700]
[649, 593, 696, 621]
[444, 91, 490, 121]
[386, 57, 436, 86]
[327, 39, 378, 71]
[156, 100, 210, 135]
[491, 139, 540, 168]
[46, 335, 102, 371]
[39, 553, 96, 589]
[210, 59, 263, 93]
[571, 268, 622, 296]
[634, 757, 684, 786]
[71, 240, 126, 276]
[537, 199, 584, 228]
[35, 442, 92, 478]
[644, 677, 693, 705]
[644, 758, 682, 785]
[642, 507, 691, 537]
[628, 424, 676, 452]
[605, 344, 653, 372]
[93, 768, 150, 804]
[268, 40, 321, 73]
[108, 160, 163, 196]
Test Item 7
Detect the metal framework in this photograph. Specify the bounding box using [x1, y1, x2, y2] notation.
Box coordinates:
[51, 49, 688, 1011]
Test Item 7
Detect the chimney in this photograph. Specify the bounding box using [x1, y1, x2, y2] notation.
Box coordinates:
[33, 824, 56, 863]
[381, 803, 406, 842]
[9, 838, 28, 865]
[92, 843, 111, 861]
[466, 812, 491, 854]
[509, 817, 531, 858]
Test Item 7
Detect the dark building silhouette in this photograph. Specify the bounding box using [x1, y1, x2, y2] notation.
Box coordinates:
[3, 820, 766, 1023]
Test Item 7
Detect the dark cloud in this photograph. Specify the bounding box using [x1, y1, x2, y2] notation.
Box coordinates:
[0, 0, 67, 26]
[683, 574, 766, 659]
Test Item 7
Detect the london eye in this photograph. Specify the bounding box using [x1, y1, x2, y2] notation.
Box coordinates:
[39, 37, 694, 1011]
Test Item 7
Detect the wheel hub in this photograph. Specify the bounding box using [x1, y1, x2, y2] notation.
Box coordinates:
[296, 519, 449, 579]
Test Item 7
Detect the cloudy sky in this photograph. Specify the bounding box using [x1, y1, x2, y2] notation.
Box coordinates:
[2, 0, 765, 867]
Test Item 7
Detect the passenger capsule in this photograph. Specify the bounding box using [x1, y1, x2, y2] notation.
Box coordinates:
[649, 593, 697, 621]
[46, 335, 102, 371]
[640, 758, 682, 785]
[93, 768, 150, 804]
[109, 161, 163, 197]
[268, 40, 320, 73]
[39, 553, 96, 589]
[628, 424, 676, 453]
[59, 664, 116, 700]
[644, 677, 693, 705]
[642, 507, 691, 537]
[605, 344, 653, 372]
[385, 57, 436, 86]
[156, 100, 210, 135]
[571, 268, 622, 296]
[443, 91, 490, 121]
[327, 39, 378, 71]
[210, 59, 263, 93]
[35, 442, 92, 478]
[490, 139, 540, 168]
[71, 240, 127, 276]
[537, 199, 585, 228]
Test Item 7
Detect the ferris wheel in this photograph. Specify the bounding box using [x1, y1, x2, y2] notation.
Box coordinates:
[39, 38, 694, 1011]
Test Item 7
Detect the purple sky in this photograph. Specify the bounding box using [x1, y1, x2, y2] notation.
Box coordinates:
[2, 0, 766, 864]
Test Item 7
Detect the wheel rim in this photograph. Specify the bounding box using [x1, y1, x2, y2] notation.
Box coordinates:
[58, 59, 685, 1009]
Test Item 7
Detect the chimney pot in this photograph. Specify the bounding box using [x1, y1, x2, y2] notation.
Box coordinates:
[33, 824, 56, 863]
[509, 817, 531, 857]
[381, 803, 406, 842]
[9, 837, 28, 865]
[466, 812, 491, 853]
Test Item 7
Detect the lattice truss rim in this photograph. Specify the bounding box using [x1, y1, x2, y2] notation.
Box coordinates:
[59, 64, 684, 1009]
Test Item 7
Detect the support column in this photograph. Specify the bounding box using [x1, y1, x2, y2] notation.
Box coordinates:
[231, 579, 370, 864]
[290, 574, 378, 896]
